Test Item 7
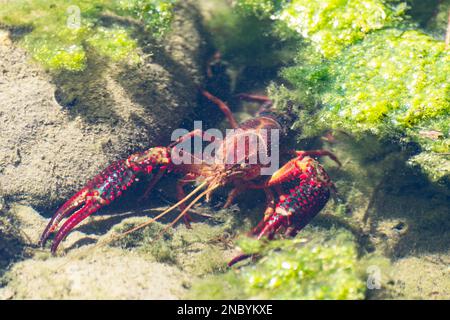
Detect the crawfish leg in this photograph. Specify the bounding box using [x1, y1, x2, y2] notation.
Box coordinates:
[139, 168, 168, 202]
[201, 90, 239, 129]
[292, 149, 342, 167]
[228, 188, 276, 267]
[223, 184, 248, 209]
[236, 93, 273, 111]
[228, 253, 253, 267]
[250, 188, 276, 236]
[243, 182, 280, 236]
[176, 173, 198, 228]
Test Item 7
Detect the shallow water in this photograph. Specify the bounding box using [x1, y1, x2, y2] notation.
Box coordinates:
[0, 0, 449, 300]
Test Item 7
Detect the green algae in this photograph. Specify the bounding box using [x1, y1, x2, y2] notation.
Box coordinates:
[0, 0, 176, 71]
[408, 152, 450, 187]
[111, 220, 177, 263]
[188, 228, 369, 299]
[238, 0, 407, 58]
[281, 29, 449, 183]
[86, 27, 140, 63]
[282, 29, 449, 141]
[115, 0, 176, 36]
[235, 0, 450, 185]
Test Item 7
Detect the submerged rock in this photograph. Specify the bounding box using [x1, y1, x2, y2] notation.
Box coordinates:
[0, 205, 236, 299]
[0, 198, 27, 277]
[1, 247, 187, 299]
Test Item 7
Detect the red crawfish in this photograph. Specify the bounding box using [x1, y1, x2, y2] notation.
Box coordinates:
[40, 90, 340, 264]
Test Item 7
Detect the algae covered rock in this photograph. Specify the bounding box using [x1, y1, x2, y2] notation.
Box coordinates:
[0, 0, 206, 208]
[281, 28, 449, 177]
[0, 0, 176, 71]
[235, 0, 450, 187]
[275, 0, 406, 58]
[188, 228, 369, 300]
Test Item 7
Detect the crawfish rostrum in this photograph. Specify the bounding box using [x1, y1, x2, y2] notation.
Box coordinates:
[40, 90, 340, 265]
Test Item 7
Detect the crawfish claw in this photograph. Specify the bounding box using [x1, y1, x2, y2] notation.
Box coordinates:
[39, 188, 94, 249]
[40, 159, 136, 254]
[228, 253, 252, 267]
[46, 198, 102, 254]
[254, 214, 290, 240]
[40, 147, 172, 254]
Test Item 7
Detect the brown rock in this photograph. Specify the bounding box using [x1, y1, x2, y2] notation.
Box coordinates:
[0, 2, 206, 208]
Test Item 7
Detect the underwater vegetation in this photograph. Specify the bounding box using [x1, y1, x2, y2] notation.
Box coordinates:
[108, 209, 239, 275]
[188, 228, 379, 299]
[234, 0, 449, 187]
[0, 0, 176, 71]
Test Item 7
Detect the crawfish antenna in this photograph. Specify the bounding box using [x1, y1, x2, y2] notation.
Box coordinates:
[115, 179, 210, 238]
[55, 179, 211, 267]
[155, 182, 221, 239]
